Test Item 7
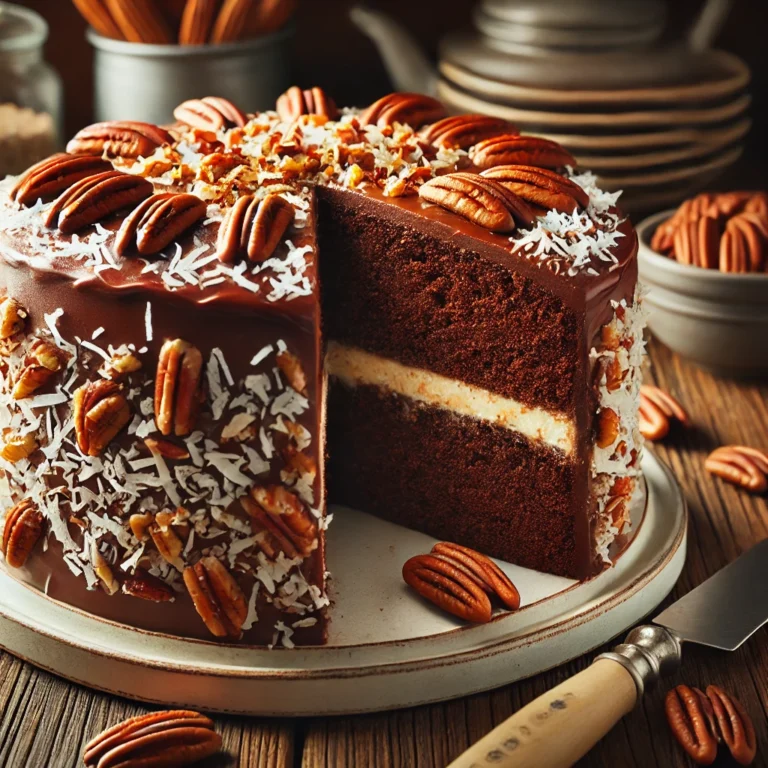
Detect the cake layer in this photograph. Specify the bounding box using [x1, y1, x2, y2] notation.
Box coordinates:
[327, 380, 588, 578]
[326, 342, 575, 454]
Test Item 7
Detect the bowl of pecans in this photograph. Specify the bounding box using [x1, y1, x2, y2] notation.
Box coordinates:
[75, 0, 296, 124]
[638, 191, 768, 377]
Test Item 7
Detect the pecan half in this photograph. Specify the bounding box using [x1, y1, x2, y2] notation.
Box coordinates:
[144, 437, 190, 460]
[73, 380, 131, 457]
[596, 407, 620, 448]
[639, 385, 688, 441]
[174, 96, 247, 132]
[276, 85, 339, 122]
[45, 170, 153, 234]
[67, 120, 173, 159]
[419, 172, 535, 232]
[215, 193, 295, 263]
[11, 154, 112, 207]
[431, 542, 520, 610]
[155, 339, 204, 436]
[276, 349, 307, 395]
[1, 432, 38, 463]
[241, 484, 318, 559]
[470, 135, 576, 172]
[419, 115, 517, 150]
[123, 572, 175, 602]
[13, 338, 70, 399]
[2, 498, 44, 568]
[103, 0, 172, 43]
[705, 445, 768, 493]
[722, 214, 766, 272]
[665, 685, 719, 765]
[481, 165, 589, 213]
[707, 684, 757, 766]
[402, 553, 492, 623]
[115, 193, 207, 256]
[360, 92, 446, 130]
[83, 709, 221, 768]
[672, 215, 720, 269]
[0, 297, 27, 340]
[183, 556, 247, 638]
[179, 0, 218, 44]
[129, 512, 153, 541]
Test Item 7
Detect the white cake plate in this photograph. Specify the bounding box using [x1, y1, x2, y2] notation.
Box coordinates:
[0, 452, 685, 715]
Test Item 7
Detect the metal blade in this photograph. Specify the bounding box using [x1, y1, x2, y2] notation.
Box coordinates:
[654, 537, 768, 651]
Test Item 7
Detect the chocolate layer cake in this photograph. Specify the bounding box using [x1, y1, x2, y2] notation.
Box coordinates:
[0, 90, 643, 646]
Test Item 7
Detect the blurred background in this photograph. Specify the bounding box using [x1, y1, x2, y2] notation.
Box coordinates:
[3, 0, 767, 204]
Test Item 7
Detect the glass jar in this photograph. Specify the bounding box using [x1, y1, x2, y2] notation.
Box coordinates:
[0, 2, 63, 177]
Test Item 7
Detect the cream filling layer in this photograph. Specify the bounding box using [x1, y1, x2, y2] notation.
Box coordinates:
[326, 342, 574, 454]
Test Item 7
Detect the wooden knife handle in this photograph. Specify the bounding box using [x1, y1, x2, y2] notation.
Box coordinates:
[447, 659, 637, 768]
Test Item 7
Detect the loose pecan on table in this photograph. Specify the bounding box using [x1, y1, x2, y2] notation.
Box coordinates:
[12, 338, 70, 399]
[665, 683, 757, 766]
[103, 0, 172, 43]
[174, 96, 248, 132]
[705, 445, 768, 493]
[215, 193, 295, 263]
[155, 339, 204, 436]
[418, 172, 535, 232]
[183, 556, 248, 638]
[44, 170, 153, 234]
[0, 297, 27, 340]
[10, 154, 111, 207]
[419, 115, 517, 150]
[241, 484, 318, 559]
[639, 385, 689, 441]
[123, 572, 175, 602]
[470, 134, 576, 172]
[67, 120, 173, 159]
[360, 92, 447, 130]
[179, 0, 219, 44]
[83, 709, 221, 768]
[73, 380, 131, 457]
[115, 192, 207, 256]
[1, 498, 44, 568]
[481, 164, 589, 213]
[276, 85, 339, 122]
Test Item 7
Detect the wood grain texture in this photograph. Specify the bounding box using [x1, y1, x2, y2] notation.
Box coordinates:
[0, 338, 766, 767]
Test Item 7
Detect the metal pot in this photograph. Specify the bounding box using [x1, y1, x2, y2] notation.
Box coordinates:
[87, 26, 293, 124]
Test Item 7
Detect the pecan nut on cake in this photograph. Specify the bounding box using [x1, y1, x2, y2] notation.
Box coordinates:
[0, 90, 643, 646]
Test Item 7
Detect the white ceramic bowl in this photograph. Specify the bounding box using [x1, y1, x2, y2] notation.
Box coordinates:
[637, 210, 768, 377]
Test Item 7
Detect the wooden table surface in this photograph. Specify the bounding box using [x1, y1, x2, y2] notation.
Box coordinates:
[1, 338, 767, 768]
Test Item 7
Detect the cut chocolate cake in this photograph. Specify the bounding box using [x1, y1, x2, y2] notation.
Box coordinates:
[0, 90, 643, 646]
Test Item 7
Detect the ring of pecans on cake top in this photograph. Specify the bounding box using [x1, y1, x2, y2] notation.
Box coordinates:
[0, 87, 631, 644]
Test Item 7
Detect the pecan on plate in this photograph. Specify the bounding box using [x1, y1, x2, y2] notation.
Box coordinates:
[183, 556, 248, 638]
[13, 338, 70, 399]
[73, 380, 131, 457]
[0, 297, 27, 340]
[402, 553, 492, 623]
[276, 349, 307, 395]
[67, 120, 173, 158]
[215, 193, 295, 263]
[174, 96, 247, 132]
[83, 709, 221, 768]
[481, 164, 589, 214]
[470, 135, 576, 172]
[665, 685, 719, 765]
[419, 115, 516, 150]
[360, 92, 446, 130]
[418, 172, 534, 233]
[431, 542, 520, 610]
[1, 498, 44, 568]
[123, 572, 175, 602]
[240, 484, 318, 559]
[115, 193, 207, 256]
[276, 85, 338, 122]
[10, 154, 110, 207]
[154, 339, 204, 436]
[0, 431, 38, 463]
[179, 0, 219, 44]
[705, 445, 768, 494]
[639, 385, 688, 441]
[707, 684, 757, 766]
[45, 170, 153, 234]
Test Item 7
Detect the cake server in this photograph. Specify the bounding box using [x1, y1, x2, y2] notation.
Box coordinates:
[449, 537, 768, 768]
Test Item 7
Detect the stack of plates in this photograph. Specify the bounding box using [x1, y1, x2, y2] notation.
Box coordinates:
[436, 0, 750, 213]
